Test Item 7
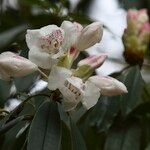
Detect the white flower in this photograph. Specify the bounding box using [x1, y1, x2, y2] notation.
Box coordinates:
[26, 25, 65, 69]
[88, 75, 128, 96]
[0, 51, 38, 81]
[48, 66, 100, 111]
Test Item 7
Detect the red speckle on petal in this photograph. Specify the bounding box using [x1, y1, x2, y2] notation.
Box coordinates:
[69, 46, 76, 55]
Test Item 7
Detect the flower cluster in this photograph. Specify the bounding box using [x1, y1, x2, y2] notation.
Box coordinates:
[0, 20, 127, 111]
[123, 9, 150, 66]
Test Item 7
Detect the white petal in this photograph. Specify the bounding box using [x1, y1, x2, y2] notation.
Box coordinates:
[26, 29, 41, 50]
[28, 48, 58, 69]
[82, 81, 100, 110]
[48, 66, 72, 90]
[60, 20, 83, 51]
[26, 25, 65, 69]
[26, 25, 64, 53]
[59, 76, 83, 111]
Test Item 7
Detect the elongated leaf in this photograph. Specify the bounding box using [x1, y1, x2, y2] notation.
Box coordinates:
[146, 144, 150, 150]
[27, 101, 61, 150]
[0, 115, 29, 135]
[90, 96, 120, 132]
[140, 116, 150, 150]
[1, 121, 26, 150]
[14, 72, 39, 93]
[0, 80, 12, 107]
[121, 66, 144, 116]
[70, 118, 87, 150]
[61, 121, 72, 150]
[104, 120, 141, 150]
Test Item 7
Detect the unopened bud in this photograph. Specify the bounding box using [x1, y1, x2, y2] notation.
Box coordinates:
[76, 22, 103, 51]
[0, 52, 38, 81]
[88, 75, 128, 96]
[123, 9, 150, 66]
[78, 54, 107, 69]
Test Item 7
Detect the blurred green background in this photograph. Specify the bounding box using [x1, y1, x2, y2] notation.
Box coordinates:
[0, 0, 150, 150]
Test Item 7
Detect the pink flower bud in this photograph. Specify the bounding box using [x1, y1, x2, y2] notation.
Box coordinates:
[140, 22, 150, 33]
[78, 54, 107, 69]
[127, 9, 138, 20]
[123, 9, 150, 66]
[137, 9, 149, 24]
[0, 52, 38, 81]
[76, 22, 103, 51]
[88, 75, 128, 96]
[127, 9, 149, 32]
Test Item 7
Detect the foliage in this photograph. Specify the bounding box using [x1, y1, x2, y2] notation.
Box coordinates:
[0, 0, 150, 150]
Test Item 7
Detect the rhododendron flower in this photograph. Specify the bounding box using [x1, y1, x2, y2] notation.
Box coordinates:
[48, 66, 127, 111]
[0, 52, 38, 81]
[25, 20, 127, 112]
[26, 25, 65, 69]
[48, 66, 100, 111]
[26, 21, 103, 70]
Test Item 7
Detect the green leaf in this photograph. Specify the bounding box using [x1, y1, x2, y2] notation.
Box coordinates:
[104, 119, 141, 150]
[120, 66, 144, 116]
[140, 116, 150, 150]
[70, 118, 87, 150]
[146, 143, 150, 150]
[12, 123, 29, 150]
[27, 101, 61, 150]
[85, 96, 120, 132]
[61, 121, 72, 150]
[58, 106, 86, 150]
[83, 127, 105, 150]
[14, 72, 38, 93]
[1, 121, 26, 150]
[0, 80, 12, 107]
[0, 115, 30, 135]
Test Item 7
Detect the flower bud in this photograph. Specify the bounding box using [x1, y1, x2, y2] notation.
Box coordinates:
[88, 75, 128, 96]
[78, 54, 107, 69]
[76, 22, 103, 51]
[123, 9, 150, 66]
[0, 52, 38, 81]
[139, 23, 150, 43]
